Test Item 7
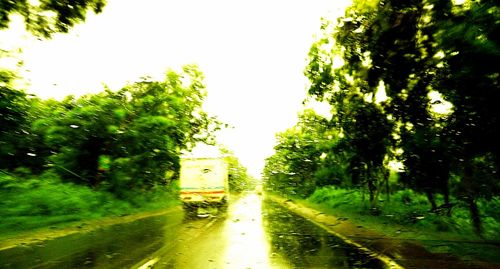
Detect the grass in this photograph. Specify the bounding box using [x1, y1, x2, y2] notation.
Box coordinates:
[302, 186, 500, 263]
[0, 171, 179, 240]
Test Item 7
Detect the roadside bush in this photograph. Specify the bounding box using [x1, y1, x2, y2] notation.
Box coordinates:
[1, 172, 102, 217]
[0, 171, 178, 235]
[308, 186, 364, 212]
[307, 186, 499, 239]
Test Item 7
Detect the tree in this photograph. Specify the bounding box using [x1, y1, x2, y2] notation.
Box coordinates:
[0, 86, 30, 170]
[305, 17, 394, 209]
[431, 0, 500, 233]
[304, 0, 499, 233]
[1, 0, 109, 172]
[344, 97, 393, 209]
[40, 92, 126, 187]
[220, 147, 255, 193]
[16, 65, 219, 197]
[264, 110, 332, 198]
[0, 0, 106, 38]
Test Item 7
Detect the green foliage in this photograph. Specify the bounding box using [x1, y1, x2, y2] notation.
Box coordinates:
[1, 66, 219, 196]
[264, 110, 332, 198]
[0, 171, 106, 231]
[308, 187, 364, 209]
[307, 186, 499, 240]
[0, 170, 178, 234]
[0, 0, 106, 38]
[0, 86, 31, 170]
[221, 147, 255, 193]
[0, 65, 219, 234]
[2, 176, 103, 217]
[294, 0, 500, 235]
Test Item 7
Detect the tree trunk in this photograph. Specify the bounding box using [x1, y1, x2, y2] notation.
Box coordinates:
[443, 180, 451, 216]
[426, 191, 437, 211]
[468, 197, 482, 235]
[463, 158, 482, 235]
[384, 168, 390, 202]
[360, 169, 366, 202]
[361, 185, 365, 202]
[366, 163, 378, 213]
[368, 179, 377, 208]
[443, 184, 450, 205]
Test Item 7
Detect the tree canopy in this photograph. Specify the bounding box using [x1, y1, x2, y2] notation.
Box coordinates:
[1, 65, 220, 197]
[265, 0, 499, 235]
[0, 0, 106, 37]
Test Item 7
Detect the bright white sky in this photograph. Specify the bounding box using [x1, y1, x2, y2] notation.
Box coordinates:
[2, 0, 350, 178]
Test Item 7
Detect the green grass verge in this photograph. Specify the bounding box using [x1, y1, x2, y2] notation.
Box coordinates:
[301, 187, 500, 263]
[0, 171, 179, 240]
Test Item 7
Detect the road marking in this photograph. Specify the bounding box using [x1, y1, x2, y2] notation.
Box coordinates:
[0, 206, 183, 252]
[204, 218, 217, 229]
[311, 220, 404, 269]
[130, 217, 219, 269]
[271, 196, 404, 269]
[137, 257, 159, 269]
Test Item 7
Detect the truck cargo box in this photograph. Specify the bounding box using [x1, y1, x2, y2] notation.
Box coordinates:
[179, 157, 229, 211]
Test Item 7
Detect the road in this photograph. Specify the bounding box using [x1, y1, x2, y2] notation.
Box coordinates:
[0, 193, 387, 269]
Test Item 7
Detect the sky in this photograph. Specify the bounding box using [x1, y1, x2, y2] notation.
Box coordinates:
[2, 0, 351, 178]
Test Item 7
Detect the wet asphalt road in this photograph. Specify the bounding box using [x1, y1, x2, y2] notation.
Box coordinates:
[0, 193, 386, 269]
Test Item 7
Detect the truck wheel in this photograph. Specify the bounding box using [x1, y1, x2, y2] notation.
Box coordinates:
[183, 204, 197, 218]
[217, 198, 228, 212]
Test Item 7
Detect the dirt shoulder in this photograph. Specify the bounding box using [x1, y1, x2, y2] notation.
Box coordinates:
[267, 194, 499, 269]
[0, 206, 182, 252]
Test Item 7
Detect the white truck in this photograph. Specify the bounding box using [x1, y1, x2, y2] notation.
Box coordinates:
[179, 157, 229, 214]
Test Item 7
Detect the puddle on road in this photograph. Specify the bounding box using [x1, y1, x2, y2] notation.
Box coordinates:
[159, 194, 388, 269]
[0, 212, 186, 269]
[219, 194, 288, 269]
[262, 199, 387, 269]
[1, 196, 389, 269]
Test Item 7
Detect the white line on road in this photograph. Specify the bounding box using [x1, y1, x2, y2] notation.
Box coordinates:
[270, 195, 404, 269]
[137, 257, 159, 269]
[131, 217, 219, 269]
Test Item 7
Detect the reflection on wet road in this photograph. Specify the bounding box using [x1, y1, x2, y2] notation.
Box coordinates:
[156, 193, 385, 269]
[0, 193, 387, 268]
[262, 198, 385, 269]
[0, 210, 190, 268]
[155, 193, 291, 268]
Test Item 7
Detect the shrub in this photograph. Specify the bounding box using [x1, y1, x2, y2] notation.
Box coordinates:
[0, 171, 178, 234]
[307, 186, 498, 239]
